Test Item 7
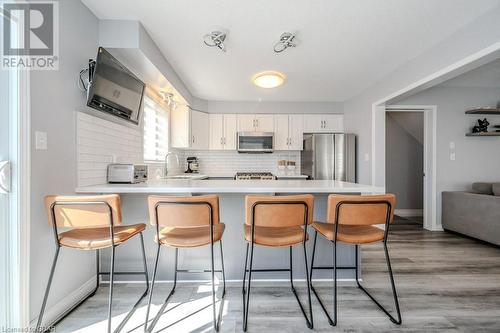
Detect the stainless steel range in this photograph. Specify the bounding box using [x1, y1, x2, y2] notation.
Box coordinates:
[235, 172, 276, 180]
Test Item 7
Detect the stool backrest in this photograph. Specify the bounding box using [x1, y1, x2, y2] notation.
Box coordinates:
[327, 194, 396, 226]
[148, 195, 220, 227]
[245, 194, 314, 227]
[44, 194, 122, 228]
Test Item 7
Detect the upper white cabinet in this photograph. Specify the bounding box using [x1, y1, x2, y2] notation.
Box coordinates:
[237, 114, 274, 132]
[209, 114, 237, 150]
[171, 106, 209, 149]
[274, 114, 304, 150]
[303, 114, 344, 133]
[191, 110, 209, 149]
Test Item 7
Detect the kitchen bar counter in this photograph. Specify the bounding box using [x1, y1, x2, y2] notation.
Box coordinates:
[75, 180, 384, 282]
[76, 179, 384, 194]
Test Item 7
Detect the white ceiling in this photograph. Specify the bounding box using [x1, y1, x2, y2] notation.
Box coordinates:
[440, 57, 500, 88]
[82, 0, 500, 102]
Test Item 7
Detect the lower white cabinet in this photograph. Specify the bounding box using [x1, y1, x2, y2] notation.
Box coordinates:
[274, 114, 304, 150]
[304, 114, 344, 133]
[209, 114, 237, 150]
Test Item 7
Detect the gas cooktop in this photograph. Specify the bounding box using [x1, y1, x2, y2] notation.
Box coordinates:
[234, 172, 276, 180]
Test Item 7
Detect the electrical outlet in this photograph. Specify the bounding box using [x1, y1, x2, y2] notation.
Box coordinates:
[35, 131, 48, 150]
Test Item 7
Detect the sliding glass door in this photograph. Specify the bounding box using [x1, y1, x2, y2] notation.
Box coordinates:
[0, 57, 11, 328]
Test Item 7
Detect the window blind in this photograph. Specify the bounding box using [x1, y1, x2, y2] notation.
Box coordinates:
[143, 96, 169, 162]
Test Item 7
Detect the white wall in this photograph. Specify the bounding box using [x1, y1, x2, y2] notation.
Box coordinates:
[344, 5, 500, 185]
[389, 86, 500, 226]
[385, 112, 423, 210]
[29, 0, 99, 322]
[207, 100, 343, 114]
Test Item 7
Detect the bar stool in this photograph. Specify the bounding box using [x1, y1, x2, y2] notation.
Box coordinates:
[242, 194, 314, 331]
[37, 195, 149, 333]
[309, 194, 402, 326]
[145, 195, 226, 332]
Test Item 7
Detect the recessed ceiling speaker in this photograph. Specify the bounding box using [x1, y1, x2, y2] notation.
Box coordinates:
[203, 31, 227, 52]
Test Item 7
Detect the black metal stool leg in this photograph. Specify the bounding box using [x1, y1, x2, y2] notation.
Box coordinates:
[242, 241, 254, 332]
[211, 236, 217, 331]
[107, 246, 116, 333]
[145, 244, 161, 332]
[333, 240, 337, 326]
[147, 247, 178, 332]
[36, 246, 60, 330]
[355, 244, 402, 325]
[303, 241, 314, 329]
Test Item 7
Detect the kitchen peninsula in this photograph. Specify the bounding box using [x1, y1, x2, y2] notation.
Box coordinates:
[76, 179, 384, 281]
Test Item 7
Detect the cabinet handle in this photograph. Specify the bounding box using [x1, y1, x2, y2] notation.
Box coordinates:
[256, 119, 259, 128]
[220, 138, 223, 145]
[192, 136, 195, 144]
[224, 137, 226, 145]
[324, 120, 327, 128]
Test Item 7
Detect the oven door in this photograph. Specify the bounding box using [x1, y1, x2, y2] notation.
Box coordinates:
[237, 132, 274, 153]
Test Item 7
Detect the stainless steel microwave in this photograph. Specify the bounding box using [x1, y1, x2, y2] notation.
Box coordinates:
[237, 132, 274, 153]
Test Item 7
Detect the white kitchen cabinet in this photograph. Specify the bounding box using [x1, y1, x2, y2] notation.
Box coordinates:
[190, 110, 209, 149]
[209, 114, 224, 150]
[274, 114, 304, 151]
[223, 114, 237, 149]
[237, 114, 274, 132]
[255, 114, 274, 132]
[288, 114, 304, 150]
[209, 114, 237, 150]
[170, 105, 190, 148]
[237, 114, 256, 132]
[303, 114, 344, 133]
[171, 106, 209, 149]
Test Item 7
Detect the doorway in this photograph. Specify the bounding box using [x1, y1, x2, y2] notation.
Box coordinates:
[379, 105, 437, 231]
[385, 110, 424, 227]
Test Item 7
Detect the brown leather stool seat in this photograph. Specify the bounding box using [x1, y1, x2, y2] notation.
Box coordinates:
[159, 224, 225, 247]
[58, 223, 146, 250]
[311, 221, 384, 244]
[244, 225, 308, 247]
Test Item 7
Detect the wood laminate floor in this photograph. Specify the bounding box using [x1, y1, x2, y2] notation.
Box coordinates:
[55, 220, 500, 332]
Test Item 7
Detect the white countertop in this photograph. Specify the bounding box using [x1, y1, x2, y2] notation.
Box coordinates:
[75, 179, 384, 194]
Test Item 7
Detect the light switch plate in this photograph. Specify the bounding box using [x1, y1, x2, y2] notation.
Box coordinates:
[364, 153, 370, 162]
[35, 131, 47, 150]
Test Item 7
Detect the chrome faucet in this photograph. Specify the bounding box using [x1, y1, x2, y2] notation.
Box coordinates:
[164, 152, 180, 177]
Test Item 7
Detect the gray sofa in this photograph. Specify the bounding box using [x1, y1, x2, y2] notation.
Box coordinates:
[442, 182, 500, 246]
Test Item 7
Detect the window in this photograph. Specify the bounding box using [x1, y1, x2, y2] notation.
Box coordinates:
[143, 96, 169, 162]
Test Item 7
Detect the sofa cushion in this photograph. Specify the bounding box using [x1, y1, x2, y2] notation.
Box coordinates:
[472, 182, 493, 195]
[492, 183, 500, 196]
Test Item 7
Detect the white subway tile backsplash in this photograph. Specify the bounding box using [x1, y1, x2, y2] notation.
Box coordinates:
[76, 112, 142, 186]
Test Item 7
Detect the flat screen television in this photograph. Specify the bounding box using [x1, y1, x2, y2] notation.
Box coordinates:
[87, 47, 145, 125]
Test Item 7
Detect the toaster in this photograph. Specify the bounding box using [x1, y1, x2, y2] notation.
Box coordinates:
[107, 164, 148, 184]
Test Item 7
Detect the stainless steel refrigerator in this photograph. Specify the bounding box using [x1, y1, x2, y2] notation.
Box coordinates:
[301, 134, 356, 182]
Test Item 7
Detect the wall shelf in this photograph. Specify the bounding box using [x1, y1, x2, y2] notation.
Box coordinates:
[465, 108, 500, 115]
[466, 132, 500, 137]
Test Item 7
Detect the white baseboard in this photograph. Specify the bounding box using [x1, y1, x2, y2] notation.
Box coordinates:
[395, 209, 423, 217]
[30, 275, 97, 329]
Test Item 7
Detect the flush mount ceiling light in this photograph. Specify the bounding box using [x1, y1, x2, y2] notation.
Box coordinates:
[203, 31, 227, 52]
[273, 32, 297, 53]
[252, 71, 286, 89]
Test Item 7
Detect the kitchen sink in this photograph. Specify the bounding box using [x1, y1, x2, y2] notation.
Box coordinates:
[164, 174, 208, 180]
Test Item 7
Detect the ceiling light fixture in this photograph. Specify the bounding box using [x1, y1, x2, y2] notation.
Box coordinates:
[274, 32, 297, 53]
[203, 31, 227, 52]
[252, 71, 286, 89]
